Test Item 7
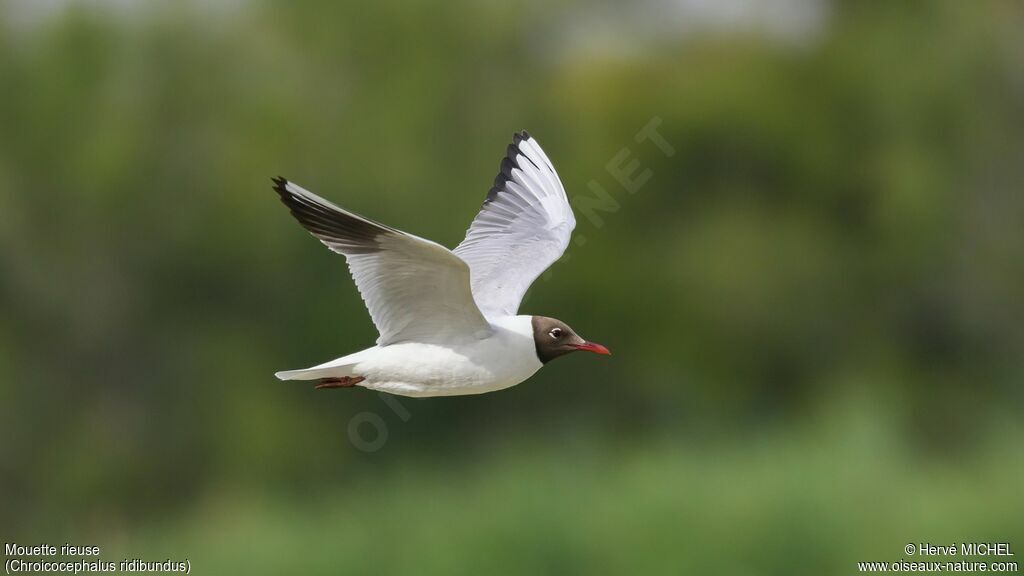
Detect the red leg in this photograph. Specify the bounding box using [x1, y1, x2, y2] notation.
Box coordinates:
[314, 376, 366, 390]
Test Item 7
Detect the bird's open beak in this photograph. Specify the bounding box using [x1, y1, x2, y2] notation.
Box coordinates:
[571, 341, 611, 356]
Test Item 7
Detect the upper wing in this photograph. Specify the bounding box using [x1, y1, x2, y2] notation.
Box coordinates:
[273, 177, 492, 345]
[454, 132, 576, 318]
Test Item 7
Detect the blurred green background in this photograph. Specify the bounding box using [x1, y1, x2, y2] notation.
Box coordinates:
[1, 0, 1022, 574]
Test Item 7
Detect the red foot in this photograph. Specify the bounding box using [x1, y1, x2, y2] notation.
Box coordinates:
[314, 376, 366, 390]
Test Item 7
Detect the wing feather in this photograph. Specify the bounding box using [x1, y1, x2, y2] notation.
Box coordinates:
[454, 132, 575, 318]
[274, 177, 492, 345]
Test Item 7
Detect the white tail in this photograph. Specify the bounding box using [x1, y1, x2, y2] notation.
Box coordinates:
[275, 348, 374, 381]
[275, 365, 356, 381]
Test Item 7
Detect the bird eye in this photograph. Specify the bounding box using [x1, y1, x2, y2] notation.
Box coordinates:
[549, 328, 562, 339]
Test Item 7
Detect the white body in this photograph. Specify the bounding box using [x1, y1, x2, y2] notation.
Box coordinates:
[277, 316, 543, 397]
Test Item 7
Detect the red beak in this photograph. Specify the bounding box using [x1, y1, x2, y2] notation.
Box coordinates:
[571, 341, 611, 356]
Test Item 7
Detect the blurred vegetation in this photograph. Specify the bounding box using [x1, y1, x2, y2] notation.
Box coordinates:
[1, 0, 1022, 574]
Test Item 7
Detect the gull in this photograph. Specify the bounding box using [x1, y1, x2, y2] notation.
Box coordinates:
[273, 131, 609, 397]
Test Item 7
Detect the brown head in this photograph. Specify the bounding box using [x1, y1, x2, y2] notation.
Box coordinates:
[531, 316, 611, 364]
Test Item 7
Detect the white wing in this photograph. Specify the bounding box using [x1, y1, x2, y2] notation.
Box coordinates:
[274, 178, 492, 345]
[454, 132, 576, 318]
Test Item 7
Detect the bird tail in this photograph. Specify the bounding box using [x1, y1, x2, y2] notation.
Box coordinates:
[275, 348, 373, 381]
[275, 365, 357, 381]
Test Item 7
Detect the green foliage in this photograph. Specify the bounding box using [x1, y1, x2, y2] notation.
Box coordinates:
[1, 1, 1021, 572]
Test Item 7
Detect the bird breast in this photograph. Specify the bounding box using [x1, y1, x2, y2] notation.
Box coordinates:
[353, 315, 542, 397]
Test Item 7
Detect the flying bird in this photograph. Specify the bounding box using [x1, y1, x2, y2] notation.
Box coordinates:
[273, 131, 609, 397]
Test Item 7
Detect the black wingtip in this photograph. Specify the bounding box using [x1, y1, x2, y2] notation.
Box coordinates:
[270, 177, 391, 253]
[486, 132, 539, 203]
[271, 177, 291, 199]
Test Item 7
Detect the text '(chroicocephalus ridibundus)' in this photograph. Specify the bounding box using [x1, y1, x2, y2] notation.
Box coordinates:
[273, 131, 609, 397]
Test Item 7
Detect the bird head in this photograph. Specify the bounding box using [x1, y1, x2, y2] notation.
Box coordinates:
[531, 316, 611, 364]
